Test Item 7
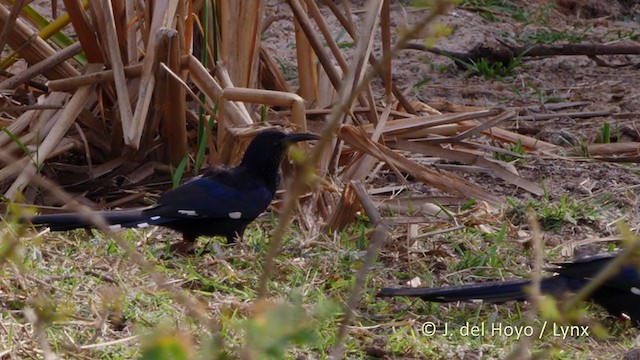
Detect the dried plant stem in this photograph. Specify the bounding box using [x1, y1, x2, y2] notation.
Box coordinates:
[47, 63, 146, 91]
[0, 42, 82, 90]
[329, 181, 388, 359]
[0, 4, 79, 79]
[99, 0, 134, 137]
[6, 64, 103, 199]
[0, 0, 28, 54]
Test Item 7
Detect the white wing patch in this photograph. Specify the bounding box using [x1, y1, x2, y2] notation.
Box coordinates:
[150, 216, 161, 220]
[178, 210, 198, 216]
[109, 224, 122, 230]
[137, 222, 149, 228]
[631, 287, 640, 296]
[228, 212, 242, 219]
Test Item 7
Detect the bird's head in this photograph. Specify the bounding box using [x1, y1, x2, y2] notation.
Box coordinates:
[240, 129, 319, 181]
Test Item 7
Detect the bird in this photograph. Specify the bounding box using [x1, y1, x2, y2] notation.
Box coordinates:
[378, 253, 640, 327]
[24, 129, 319, 252]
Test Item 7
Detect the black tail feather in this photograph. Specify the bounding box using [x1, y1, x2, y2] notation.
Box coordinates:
[377, 277, 577, 303]
[25, 210, 146, 231]
[378, 279, 532, 303]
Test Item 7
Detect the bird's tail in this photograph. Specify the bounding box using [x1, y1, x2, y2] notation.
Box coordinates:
[377, 278, 559, 303]
[24, 209, 154, 231]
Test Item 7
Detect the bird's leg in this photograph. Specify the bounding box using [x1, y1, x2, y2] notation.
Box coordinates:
[169, 233, 198, 255]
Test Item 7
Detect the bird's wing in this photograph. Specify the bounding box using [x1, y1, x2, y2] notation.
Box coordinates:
[146, 176, 273, 220]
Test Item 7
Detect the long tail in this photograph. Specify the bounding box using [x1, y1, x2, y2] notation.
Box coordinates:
[24, 209, 165, 231]
[377, 277, 572, 303]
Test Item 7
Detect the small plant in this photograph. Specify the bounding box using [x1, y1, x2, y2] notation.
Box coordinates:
[599, 122, 621, 144]
[457, 56, 523, 80]
[578, 139, 590, 157]
[170, 155, 189, 189]
[494, 139, 526, 163]
[413, 77, 432, 89]
[600, 122, 611, 144]
[507, 196, 600, 231]
[523, 27, 591, 44]
[459, 0, 521, 22]
[453, 225, 508, 272]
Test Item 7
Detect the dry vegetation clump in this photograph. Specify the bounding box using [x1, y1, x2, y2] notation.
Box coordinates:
[0, 0, 639, 358]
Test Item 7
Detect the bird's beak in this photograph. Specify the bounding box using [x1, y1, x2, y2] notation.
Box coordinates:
[284, 133, 320, 144]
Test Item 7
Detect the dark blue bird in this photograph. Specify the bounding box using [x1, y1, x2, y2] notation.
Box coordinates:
[25, 130, 319, 251]
[378, 253, 640, 327]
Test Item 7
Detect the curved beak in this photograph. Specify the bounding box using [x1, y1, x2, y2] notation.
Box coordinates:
[284, 133, 320, 144]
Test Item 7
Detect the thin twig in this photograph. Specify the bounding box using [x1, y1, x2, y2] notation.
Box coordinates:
[329, 181, 388, 359]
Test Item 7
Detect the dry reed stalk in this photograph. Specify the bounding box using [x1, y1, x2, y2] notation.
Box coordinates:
[216, 65, 253, 121]
[579, 142, 640, 156]
[124, 0, 138, 63]
[341, 0, 384, 103]
[340, 125, 503, 204]
[0, 92, 69, 147]
[320, 0, 416, 114]
[287, 0, 341, 90]
[5, 64, 102, 199]
[444, 110, 515, 143]
[0, 0, 28, 55]
[325, 181, 360, 231]
[483, 126, 557, 151]
[302, 0, 373, 114]
[0, 93, 68, 151]
[0, 4, 79, 79]
[63, 0, 103, 62]
[358, 109, 498, 136]
[222, 88, 307, 133]
[187, 55, 253, 127]
[219, 0, 264, 89]
[314, 0, 385, 179]
[0, 137, 79, 185]
[316, 63, 339, 108]
[129, 0, 180, 148]
[292, 0, 318, 102]
[279, 106, 413, 119]
[380, 0, 391, 100]
[47, 63, 145, 91]
[0, 42, 82, 90]
[341, 102, 393, 181]
[110, 0, 130, 62]
[379, 197, 450, 218]
[98, 0, 134, 138]
[258, 46, 290, 92]
[393, 140, 544, 195]
[161, 29, 188, 167]
[303, 0, 348, 71]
